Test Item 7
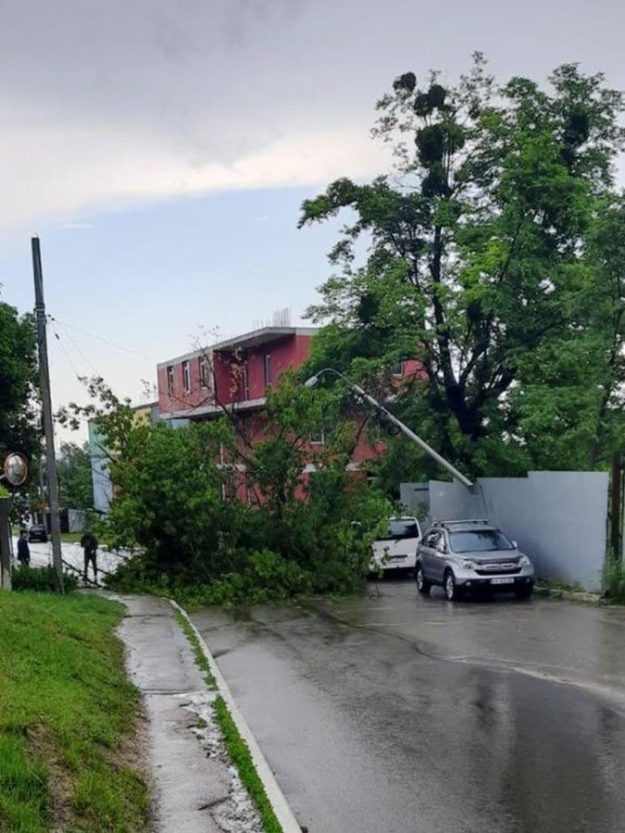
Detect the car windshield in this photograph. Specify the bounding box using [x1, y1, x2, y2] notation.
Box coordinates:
[449, 529, 514, 553]
[382, 520, 419, 540]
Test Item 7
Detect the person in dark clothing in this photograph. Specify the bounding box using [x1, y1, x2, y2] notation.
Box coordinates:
[17, 530, 30, 566]
[80, 531, 98, 583]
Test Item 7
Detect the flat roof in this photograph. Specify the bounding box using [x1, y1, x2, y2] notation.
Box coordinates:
[157, 326, 318, 368]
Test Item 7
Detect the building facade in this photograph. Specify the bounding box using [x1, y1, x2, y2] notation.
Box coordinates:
[156, 326, 421, 496]
[157, 326, 316, 422]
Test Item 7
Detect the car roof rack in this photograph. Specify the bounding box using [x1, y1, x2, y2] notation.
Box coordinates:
[434, 518, 491, 528]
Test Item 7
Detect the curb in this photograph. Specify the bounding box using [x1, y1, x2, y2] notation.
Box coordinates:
[169, 600, 302, 833]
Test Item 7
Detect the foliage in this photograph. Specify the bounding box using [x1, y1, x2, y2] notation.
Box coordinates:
[603, 554, 625, 602]
[178, 550, 314, 608]
[241, 374, 392, 591]
[0, 295, 39, 477]
[63, 373, 392, 602]
[0, 591, 149, 832]
[57, 441, 94, 509]
[12, 564, 79, 593]
[299, 55, 625, 477]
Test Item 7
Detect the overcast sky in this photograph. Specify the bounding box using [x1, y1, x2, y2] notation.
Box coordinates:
[1, 0, 623, 441]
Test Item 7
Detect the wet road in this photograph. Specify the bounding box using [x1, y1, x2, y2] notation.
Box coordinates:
[14, 538, 125, 581]
[192, 582, 625, 833]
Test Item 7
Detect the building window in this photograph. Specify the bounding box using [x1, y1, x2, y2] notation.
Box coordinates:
[264, 352, 272, 387]
[391, 359, 403, 376]
[167, 365, 174, 396]
[182, 360, 191, 393]
[310, 424, 325, 445]
[199, 355, 210, 389]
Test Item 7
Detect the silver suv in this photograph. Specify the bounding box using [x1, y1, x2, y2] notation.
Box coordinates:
[415, 519, 535, 601]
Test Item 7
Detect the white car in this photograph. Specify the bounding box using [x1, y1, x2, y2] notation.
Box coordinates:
[371, 516, 422, 574]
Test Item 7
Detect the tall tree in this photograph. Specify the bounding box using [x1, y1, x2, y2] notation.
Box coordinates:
[300, 56, 625, 476]
[0, 294, 39, 469]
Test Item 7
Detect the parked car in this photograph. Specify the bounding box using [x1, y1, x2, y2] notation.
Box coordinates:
[415, 519, 534, 601]
[371, 516, 422, 574]
[28, 523, 48, 543]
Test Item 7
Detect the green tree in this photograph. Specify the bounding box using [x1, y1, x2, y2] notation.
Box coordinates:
[0, 295, 39, 470]
[60, 375, 391, 598]
[57, 442, 94, 509]
[300, 56, 625, 476]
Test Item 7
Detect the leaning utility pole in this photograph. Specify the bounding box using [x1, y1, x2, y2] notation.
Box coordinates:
[32, 237, 64, 593]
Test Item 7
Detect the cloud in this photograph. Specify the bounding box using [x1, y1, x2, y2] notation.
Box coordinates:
[0, 108, 388, 230]
[2, 0, 623, 232]
[0, 0, 392, 232]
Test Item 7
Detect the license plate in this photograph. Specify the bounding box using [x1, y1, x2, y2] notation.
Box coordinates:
[490, 577, 514, 585]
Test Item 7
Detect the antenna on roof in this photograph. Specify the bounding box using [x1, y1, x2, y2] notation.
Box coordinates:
[272, 307, 291, 327]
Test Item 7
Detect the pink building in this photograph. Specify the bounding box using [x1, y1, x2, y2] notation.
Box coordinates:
[157, 326, 317, 421]
[157, 325, 421, 500]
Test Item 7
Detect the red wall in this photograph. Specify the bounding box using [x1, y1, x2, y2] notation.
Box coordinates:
[157, 334, 423, 503]
[158, 333, 313, 414]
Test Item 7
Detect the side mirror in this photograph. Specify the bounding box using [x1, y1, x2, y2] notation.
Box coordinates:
[512, 540, 518, 548]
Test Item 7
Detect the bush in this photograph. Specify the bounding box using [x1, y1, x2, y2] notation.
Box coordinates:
[604, 555, 625, 602]
[11, 565, 79, 593]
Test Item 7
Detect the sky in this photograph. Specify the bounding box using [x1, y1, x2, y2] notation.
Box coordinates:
[1, 0, 624, 443]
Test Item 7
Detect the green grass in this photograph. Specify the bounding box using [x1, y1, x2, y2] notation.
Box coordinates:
[213, 697, 283, 833]
[0, 591, 149, 833]
[174, 608, 283, 833]
[60, 532, 83, 544]
[174, 611, 216, 689]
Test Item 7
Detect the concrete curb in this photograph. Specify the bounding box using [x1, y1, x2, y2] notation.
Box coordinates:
[169, 600, 302, 833]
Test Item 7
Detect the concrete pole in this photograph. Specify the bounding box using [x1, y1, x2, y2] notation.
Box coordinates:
[32, 237, 64, 593]
[0, 497, 12, 590]
[306, 368, 473, 488]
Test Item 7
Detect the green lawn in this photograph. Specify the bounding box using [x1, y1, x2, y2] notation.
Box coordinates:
[0, 591, 149, 833]
[60, 532, 83, 544]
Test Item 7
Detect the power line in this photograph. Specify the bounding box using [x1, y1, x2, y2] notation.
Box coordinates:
[50, 324, 83, 379]
[50, 316, 156, 363]
[51, 318, 101, 376]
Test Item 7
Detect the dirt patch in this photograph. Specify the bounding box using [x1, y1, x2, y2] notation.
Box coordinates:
[28, 709, 153, 833]
[27, 724, 73, 833]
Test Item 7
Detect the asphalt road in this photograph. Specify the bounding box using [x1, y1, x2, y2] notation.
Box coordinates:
[192, 580, 625, 833]
[14, 538, 126, 581]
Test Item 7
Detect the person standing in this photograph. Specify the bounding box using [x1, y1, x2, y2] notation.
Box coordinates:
[17, 530, 30, 567]
[80, 531, 98, 583]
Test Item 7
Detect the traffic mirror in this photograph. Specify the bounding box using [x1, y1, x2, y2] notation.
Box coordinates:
[3, 452, 28, 487]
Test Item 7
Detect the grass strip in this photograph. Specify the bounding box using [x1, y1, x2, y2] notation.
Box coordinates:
[0, 591, 149, 833]
[213, 695, 283, 833]
[174, 611, 217, 689]
[174, 608, 284, 833]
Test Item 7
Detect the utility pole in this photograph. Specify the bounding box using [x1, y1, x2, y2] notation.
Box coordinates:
[32, 237, 64, 593]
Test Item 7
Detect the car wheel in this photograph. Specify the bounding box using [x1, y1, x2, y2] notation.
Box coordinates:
[444, 569, 463, 602]
[515, 583, 533, 600]
[416, 564, 431, 595]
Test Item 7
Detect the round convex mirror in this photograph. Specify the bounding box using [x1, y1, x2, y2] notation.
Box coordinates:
[3, 452, 28, 487]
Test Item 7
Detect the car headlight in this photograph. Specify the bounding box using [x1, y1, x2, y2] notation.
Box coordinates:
[461, 559, 478, 570]
[518, 554, 530, 567]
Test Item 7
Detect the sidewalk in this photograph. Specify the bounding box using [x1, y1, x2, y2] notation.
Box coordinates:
[115, 594, 256, 833]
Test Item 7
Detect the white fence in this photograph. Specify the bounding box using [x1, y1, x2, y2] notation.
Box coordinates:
[401, 471, 609, 592]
